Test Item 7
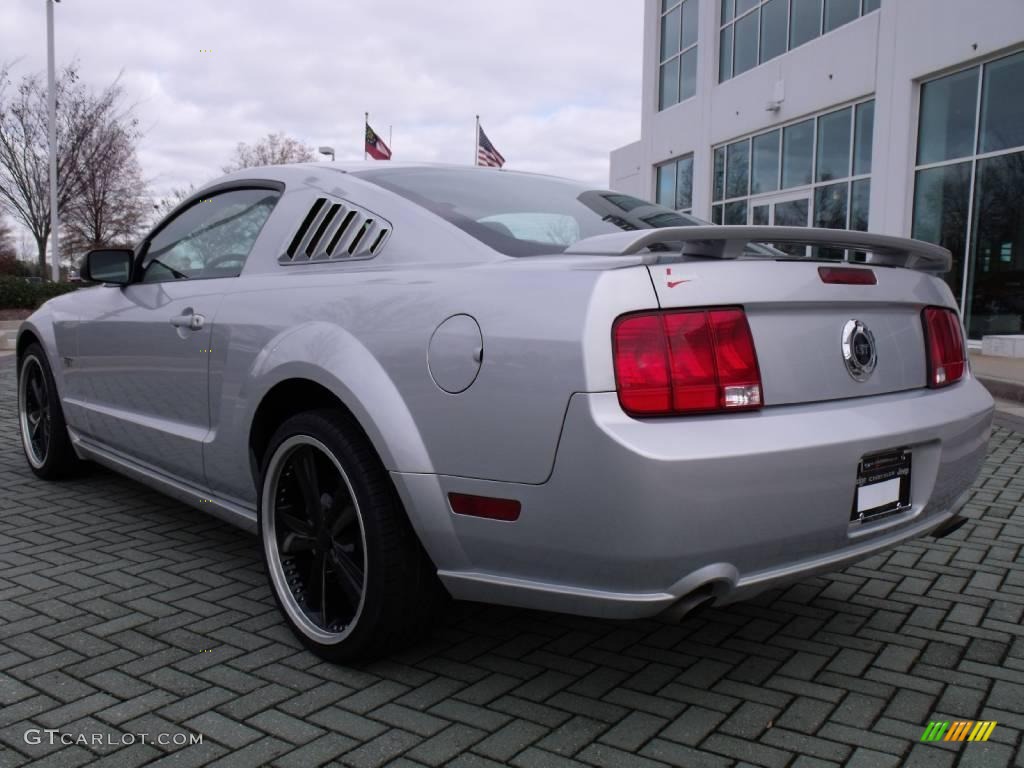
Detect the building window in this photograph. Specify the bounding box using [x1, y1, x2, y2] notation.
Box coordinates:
[660, 0, 699, 110]
[712, 98, 874, 246]
[911, 50, 1024, 339]
[719, 0, 880, 82]
[655, 154, 695, 213]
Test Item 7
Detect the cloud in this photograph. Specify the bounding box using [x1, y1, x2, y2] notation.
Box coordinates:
[1, 0, 642, 201]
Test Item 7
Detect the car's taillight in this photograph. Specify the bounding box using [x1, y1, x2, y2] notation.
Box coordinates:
[922, 307, 966, 388]
[613, 308, 762, 416]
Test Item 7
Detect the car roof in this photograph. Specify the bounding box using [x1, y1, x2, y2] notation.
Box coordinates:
[216, 161, 573, 185]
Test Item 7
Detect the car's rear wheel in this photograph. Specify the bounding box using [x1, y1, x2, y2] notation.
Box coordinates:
[17, 343, 80, 480]
[258, 410, 443, 661]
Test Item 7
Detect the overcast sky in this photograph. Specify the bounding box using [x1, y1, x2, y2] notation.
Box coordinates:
[1, 0, 643, 207]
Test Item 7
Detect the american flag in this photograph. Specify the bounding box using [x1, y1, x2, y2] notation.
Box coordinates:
[476, 125, 505, 168]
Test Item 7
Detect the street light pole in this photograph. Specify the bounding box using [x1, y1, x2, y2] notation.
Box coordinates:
[46, 0, 60, 282]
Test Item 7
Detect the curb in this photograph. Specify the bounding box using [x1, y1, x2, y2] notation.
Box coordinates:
[0, 320, 20, 352]
[977, 375, 1024, 404]
[994, 408, 1024, 434]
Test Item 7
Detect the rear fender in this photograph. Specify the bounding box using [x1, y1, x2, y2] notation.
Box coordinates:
[242, 321, 470, 570]
[243, 321, 432, 474]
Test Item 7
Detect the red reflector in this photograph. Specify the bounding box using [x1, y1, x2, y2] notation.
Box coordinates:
[922, 307, 966, 388]
[818, 266, 877, 285]
[613, 308, 762, 416]
[448, 493, 521, 521]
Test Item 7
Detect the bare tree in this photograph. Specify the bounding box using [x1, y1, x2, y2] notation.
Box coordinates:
[0, 63, 135, 278]
[223, 131, 314, 172]
[0, 213, 18, 274]
[152, 184, 197, 221]
[0, 214, 14, 256]
[62, 119, 150, 262]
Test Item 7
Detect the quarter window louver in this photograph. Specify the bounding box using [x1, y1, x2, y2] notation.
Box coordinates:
[348, 220, 372, 255]
[280, 197, 391, 264]
[326, 210, 357, 257]
[307, 203, 341, 257]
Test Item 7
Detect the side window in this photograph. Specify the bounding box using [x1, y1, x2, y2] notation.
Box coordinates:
[140, 188, 280, 283]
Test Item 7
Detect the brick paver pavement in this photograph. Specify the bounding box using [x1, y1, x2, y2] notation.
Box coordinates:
[1, 355, 1022, 767]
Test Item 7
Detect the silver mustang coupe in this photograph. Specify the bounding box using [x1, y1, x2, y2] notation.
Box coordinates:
[17, 163, 993, 660]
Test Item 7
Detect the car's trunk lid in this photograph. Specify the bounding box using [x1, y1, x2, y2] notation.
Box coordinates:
[644, 258, 955, 406]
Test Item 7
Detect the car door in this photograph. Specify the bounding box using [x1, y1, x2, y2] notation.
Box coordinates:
[71, 186, 281, 486]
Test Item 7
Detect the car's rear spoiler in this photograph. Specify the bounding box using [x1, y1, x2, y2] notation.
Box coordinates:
[563, 225, 952, 274]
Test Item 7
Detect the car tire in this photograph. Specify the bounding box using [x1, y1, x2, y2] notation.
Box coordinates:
[17, 343, 81, 480]
[258, 409, 445, 662]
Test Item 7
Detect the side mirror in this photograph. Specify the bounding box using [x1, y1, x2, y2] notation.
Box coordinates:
[82, 248, 133, 284]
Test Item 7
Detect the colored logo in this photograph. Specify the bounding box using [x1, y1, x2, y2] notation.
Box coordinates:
[920, 721, 997, 742]
[665, 268, 691, 289]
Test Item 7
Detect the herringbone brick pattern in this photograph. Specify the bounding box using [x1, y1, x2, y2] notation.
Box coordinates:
[1, 356, 1022, 767]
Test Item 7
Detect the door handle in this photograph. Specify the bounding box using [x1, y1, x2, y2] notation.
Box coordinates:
[170, 312, 205, 331]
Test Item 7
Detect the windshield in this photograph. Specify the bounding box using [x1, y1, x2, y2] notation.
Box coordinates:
[354, 167, 707, 257]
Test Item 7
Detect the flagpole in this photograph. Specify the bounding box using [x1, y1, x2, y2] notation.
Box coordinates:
[364, 112, 369, 161]
[474, 115, 480, 167]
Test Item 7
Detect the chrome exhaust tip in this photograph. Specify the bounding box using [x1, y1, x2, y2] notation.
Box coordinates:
[659, 584, 720, 623]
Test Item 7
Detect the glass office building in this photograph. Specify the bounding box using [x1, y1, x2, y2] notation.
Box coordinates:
[611, 0, 1024, 340]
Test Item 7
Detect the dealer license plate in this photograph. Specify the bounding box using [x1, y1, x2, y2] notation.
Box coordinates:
[852, 448, 911, 523]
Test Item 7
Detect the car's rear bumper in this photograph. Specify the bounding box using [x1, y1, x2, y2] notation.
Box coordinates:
[393, 377, 993, 619]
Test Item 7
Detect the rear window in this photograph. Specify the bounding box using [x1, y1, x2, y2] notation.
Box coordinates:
[354, 167, 703, 256]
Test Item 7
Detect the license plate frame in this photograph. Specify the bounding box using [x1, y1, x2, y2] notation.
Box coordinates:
[852, 447, 912, 524]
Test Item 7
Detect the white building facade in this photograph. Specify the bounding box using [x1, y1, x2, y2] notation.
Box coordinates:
[610, 0, 1024, 340]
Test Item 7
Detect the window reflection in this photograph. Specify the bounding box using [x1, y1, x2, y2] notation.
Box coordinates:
[789, 0, 822, 49]
[712, 100, 872, 235]
[659, 57, 680, 111]
[913, 52, 1024, 338]
[853, 101, 875, 176]
[724, 200, 748, 224]
[713, 147, 726, 201]
[967, 152, 1024, 337]
[816, 107, 852, 182]
[681, 48, 698, 101]
[752, 131, 781, 194]
[656, 164, 675, 209]
[661, 5, 681, 60]
[775, 199, 809, 227]
[782, 119, 814, 189]
[719, 26, 734, 81]
[978, 50, 1024, 154]
[655, 155, 694, 214]
[675, 156, 694, 210]
[733, 11, 759, 76]
[719, 0, 878, 84]
[917, 68, 978, 164]
[726, 141, 750, 198]
[912, 163, 971, 302]
[658, 0, 699, 110]
[850, 179, 870, 232]
[760, 0, 788, 64]
[824, 0, 859, 32]
[814, 183, 849, 259]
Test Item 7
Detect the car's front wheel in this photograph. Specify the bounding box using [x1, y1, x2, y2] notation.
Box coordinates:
[258, 410, 443, 662]
[17, 343, 80, 480]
